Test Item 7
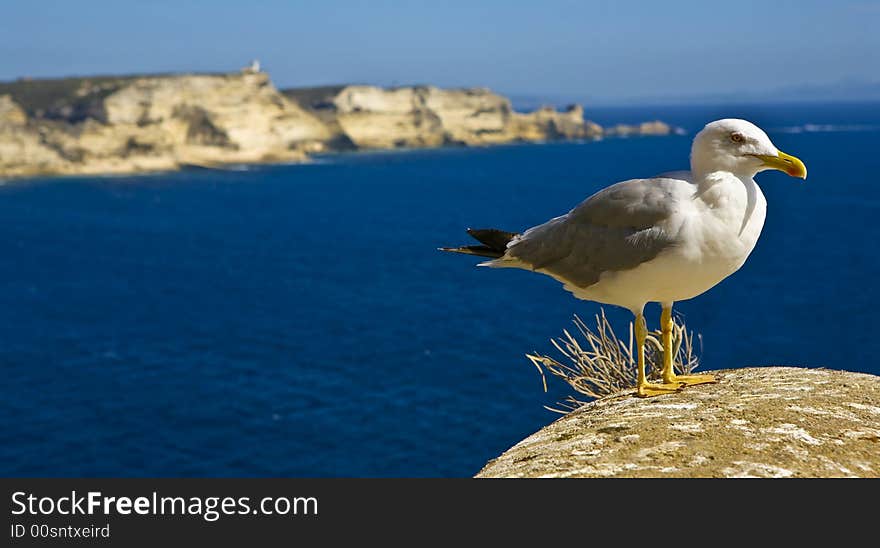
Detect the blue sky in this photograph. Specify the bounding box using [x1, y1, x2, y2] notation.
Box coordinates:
[2, 0, 878, 102]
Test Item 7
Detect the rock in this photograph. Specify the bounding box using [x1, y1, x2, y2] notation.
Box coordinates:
[509, 104, 603, 141]
[0, 72, 331, 177]
[423, 87, 513, 145]
[1, 70, 675, 179]
[476, 367, 880, 478]
[605, 120, 673, 137]
[305, 85, 601, 148]
[637, 120, 674, 135]
[0, 95, 69, 178]
[0, 95, 27, 126]
[329, 85, 452, 148]
[328, 85, 519, 148]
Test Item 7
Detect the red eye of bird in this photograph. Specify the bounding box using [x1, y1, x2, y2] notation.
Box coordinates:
[730, 132, 744, 143]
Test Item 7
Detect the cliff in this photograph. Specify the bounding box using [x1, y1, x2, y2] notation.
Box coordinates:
[303, 85, 605, 149]
[0, 68, 672, 179]
[477, 367, 880, 478]
[0, 71, 334, 178]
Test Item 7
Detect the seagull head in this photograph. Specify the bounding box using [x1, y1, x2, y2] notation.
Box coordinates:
[690, 118, 807, 180]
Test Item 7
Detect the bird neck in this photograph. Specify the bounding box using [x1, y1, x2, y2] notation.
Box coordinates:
[692, 170, 763, 238]
[692, 169, 757, 191]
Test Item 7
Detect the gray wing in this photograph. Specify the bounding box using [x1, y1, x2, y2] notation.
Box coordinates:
[502, 176, 689, 288]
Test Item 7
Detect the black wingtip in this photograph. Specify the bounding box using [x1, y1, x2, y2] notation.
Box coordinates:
[466, 228, 519, 251]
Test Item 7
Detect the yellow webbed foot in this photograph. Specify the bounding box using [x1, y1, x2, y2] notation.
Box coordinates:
[636, 382, 683, 398]
[664, 373, 717, 387]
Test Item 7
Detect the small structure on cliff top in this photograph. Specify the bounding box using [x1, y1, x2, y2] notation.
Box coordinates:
[243, 59, 262, 74]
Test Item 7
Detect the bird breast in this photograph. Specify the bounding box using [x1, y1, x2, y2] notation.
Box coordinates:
[688, 174, 767, 271]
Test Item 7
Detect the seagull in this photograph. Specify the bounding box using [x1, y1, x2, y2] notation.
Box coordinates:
[441, 119, 807, 397]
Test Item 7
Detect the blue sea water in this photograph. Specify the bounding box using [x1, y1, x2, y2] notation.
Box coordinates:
[1, 102, 879, 477]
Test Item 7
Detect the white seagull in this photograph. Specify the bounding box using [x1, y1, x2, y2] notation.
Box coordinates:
[441, 119, 807, 397]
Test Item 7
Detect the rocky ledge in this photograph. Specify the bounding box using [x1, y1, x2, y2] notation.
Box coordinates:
[285, 85, 607, 149]
[477, 367, 880, 478]
[0, 72, 332, 178]
[0, 66, 674, 179]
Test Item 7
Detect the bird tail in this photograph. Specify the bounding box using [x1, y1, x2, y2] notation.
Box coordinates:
[439, 228, 519, 259]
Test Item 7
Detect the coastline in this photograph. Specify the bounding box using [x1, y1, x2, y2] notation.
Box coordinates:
[0, 67, 676, 181]
[1, 137, 664, 187]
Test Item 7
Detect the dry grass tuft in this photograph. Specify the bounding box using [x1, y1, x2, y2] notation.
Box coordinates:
[527, 309, 701, 412]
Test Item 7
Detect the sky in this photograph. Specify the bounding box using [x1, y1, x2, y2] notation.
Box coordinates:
[2, 0, 879, 103]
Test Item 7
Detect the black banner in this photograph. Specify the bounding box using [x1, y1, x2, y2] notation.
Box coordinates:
[1, 478, 870, 545]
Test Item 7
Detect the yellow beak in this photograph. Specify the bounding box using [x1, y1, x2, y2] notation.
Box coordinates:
[755, 150, 807, 179]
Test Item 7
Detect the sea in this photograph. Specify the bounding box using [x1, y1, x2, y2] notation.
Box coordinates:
[1, 102, 878, 477]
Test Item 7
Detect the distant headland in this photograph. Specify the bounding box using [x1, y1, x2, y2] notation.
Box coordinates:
[0, 63, 675, 179]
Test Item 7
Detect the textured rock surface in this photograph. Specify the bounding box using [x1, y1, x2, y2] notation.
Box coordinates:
[605, 120, 673, 137]
[477, 367, 880, 478]
[1, 70, 674, 179]
[0, 72, 332, 177]
[0, 94, 67, 177]
[324, 85, 603, 149]
[508, 104, 603, 142]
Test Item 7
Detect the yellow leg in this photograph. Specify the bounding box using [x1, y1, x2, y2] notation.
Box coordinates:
[660, 304, 716, 387]
[635, 311, 682, 398]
